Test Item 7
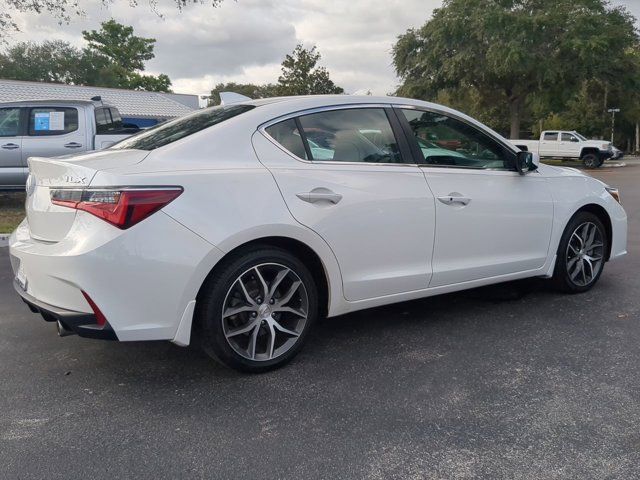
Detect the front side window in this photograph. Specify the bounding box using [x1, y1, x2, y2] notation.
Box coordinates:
[400, 109, 513, 170]
[28, 107, 78, 136]
[112, 104, 255, 151]
[561, 133, 579, 142]
[297, 108, 403, 163]
[0, 108, 20, 137]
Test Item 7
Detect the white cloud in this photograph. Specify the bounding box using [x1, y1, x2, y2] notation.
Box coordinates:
[2, 0, 440, 95]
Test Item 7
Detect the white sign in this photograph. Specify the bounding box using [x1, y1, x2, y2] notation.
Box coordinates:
[49, 111, 65, 131]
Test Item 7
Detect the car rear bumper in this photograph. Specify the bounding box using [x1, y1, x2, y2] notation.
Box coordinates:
[9, 211, 222, 342]
[14, 279, 118, 340]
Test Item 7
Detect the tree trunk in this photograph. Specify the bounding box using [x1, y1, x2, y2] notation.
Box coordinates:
[636, 122, 639, 154]
[509, 97, 521, 139]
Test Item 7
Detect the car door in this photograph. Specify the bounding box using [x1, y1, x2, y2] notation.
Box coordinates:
[539, 131, 559, 157]
[0, 107, 26, 186]
[21, 106, 87, 162]
[559, 132, 580, 157]
[252, 106, 436, 301]
[397, 107, 554, 287]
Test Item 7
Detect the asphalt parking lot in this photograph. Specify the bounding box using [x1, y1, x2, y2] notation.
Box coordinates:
[1, 159, 639, 479]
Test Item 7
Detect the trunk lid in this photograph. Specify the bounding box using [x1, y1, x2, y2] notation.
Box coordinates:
[26, 149, 149, 242]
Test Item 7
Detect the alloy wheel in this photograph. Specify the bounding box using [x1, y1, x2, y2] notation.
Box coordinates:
[565, 222, 604, 287]
[221, 263, 309, 361]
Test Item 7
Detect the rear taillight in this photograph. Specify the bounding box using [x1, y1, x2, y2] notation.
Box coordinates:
[50, 187, 182, 229]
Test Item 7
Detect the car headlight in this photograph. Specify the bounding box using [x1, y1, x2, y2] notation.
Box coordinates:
[602, 144, 611, 150]
[606, 186, 621, 204]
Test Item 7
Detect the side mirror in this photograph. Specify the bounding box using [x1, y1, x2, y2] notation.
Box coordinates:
[515, 151, 538, 174]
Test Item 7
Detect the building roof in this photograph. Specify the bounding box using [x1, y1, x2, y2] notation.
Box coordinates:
[0, 79, 197, 119]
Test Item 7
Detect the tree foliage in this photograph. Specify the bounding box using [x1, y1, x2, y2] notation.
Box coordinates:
[82, 19, 155, 72]
[209, 45, 344, 105]
[0, 20, 172, 92]
[276, 44, 344, 96]
[0, 40, 84, 84]
[393, 0, 640, 139]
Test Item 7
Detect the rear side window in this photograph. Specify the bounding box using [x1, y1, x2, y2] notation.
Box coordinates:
[95, 107, 124, 134]
[298, 108, 402, 163]
[267, 108, 403, 164]
[0, 108, 20, 137]
[265, 119, 308, 160]
[112, 105, 255, 151]
[543, 132, 558, 141]
[28, 107, 78, 136]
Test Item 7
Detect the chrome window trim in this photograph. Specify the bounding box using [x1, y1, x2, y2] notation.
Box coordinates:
[258, 103, 421, 168]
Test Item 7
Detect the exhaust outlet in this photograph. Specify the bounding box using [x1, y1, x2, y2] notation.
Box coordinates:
[56, 320, 76, 337]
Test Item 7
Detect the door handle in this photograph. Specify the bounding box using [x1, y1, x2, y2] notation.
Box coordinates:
[297, 188, 343, 204]
[437, 194, 471, 206]
[1, 143, 19, 150]
[64, 142, 83, 149]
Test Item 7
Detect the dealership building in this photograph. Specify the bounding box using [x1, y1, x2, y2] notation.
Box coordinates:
[0, 79, 198, 127]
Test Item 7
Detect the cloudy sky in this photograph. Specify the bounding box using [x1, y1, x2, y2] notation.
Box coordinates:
[5, 0, 640, 97]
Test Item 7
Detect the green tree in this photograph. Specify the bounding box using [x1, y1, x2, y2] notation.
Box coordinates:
[0, 40, 84, 83]
[80, 19, 171, 91]
[82, 19, 155, 72]
[0, 20, 173, 92]
[276, 44, 344, 96]
[0, 0, 224, 41]
[393, 0, 639, 139]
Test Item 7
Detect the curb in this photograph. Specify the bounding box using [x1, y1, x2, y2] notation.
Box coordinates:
[0, 234, 9, 248]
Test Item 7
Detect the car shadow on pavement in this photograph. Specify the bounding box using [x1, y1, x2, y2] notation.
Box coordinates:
[63, 277, 554, 383]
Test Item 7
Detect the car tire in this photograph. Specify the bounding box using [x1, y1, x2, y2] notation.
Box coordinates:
[551, 212, 608, 293]
[582, 153, 600, 169]
[195, 246, 318, 373]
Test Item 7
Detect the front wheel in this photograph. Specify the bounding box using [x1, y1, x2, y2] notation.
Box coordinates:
[551, 212, 608, 293]
[196, 246, 318, 373]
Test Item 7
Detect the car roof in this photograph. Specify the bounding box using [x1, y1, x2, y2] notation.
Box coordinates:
[0, 99, 113, 108]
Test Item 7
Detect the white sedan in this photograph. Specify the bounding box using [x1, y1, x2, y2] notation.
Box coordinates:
[9, 95, 628, 372]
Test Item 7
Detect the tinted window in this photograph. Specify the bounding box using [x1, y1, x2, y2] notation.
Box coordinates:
[561, 133, 578, 142]
[112, 105, 255, 151]
[297, 108, 403, 163]
[95, 108, 110, 133]
[265, 119, 308, 160]
[401, 109, 513, 170]
[543, 132, 558, 141]
[28, 107, 78, 136]
[0, 108, 20, 137]
[95, 107, 124, 134]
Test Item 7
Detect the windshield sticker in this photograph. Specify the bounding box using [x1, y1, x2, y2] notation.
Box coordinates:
[34, 112, 50, 131]
[34, 111, 65, 131]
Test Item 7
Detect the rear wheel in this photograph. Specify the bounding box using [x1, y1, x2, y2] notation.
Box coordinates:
[551, 212, 607, 293]
[196, 247, 318, 373]
[582, 153, 601, 169]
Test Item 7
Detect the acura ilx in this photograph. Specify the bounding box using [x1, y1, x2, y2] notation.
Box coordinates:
[9, 95, 627, 372]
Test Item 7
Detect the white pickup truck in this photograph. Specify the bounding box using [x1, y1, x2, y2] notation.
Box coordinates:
[0, 99, 139, 189]
[514, 130, 612, 169]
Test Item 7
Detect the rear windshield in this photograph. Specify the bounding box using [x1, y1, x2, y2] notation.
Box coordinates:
[111, 104, 255, 151]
